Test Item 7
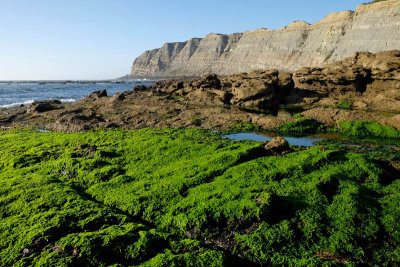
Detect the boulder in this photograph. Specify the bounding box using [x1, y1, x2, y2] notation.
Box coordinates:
[77, 90, 108, 104]
[133, 85, 149, 91]
[225, 70, 279, 109]
[27, 100, 61, 113]
[111, 91, 133, 102]
[88, 90, 107, 99]
[192, 74, 221, 89]
[151, 80, 185, 94]
[264, 137, 293, 156]
[186, 89, 231, 106]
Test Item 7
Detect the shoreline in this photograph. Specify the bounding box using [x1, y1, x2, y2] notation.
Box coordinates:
[0, 79, 151, 84]
[1, 50, 399, 134]
[1, 51, 400, 267]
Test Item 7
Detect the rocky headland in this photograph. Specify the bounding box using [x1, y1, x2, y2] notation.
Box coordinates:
[128, 0, 400, 78]
[1, 50, 399, 133]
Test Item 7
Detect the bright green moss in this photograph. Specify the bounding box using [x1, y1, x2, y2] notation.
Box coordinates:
[139, 248, 227, 267]
[275, 118, 325, 136]
[336, 100, 354, 110]
[189, 116, 207, 121]
[339, 121, 400, 138]
[0, 129, 258, 266]
[0, 128, 399, 266]
[293, 113, 303, 118]
[228, 121, 260, 133]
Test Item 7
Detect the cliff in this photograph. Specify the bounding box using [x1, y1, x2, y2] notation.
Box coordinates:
[129, 0, 400, 78]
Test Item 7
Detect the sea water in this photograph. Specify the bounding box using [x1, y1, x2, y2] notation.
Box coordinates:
[0, 81, 152, 109]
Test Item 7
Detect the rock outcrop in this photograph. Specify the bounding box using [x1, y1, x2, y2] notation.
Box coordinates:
[1, 50, 400, 132]
[151, 70, 290, 109]
[292, 50, 400, 112]
[27, 100, 62, 114]
[129, 0, 400, 78]
[147, 50, 400, 113]
[264, 137, 293, 156]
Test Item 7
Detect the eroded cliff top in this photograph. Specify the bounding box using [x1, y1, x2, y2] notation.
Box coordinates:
[129, 0, 400, 78]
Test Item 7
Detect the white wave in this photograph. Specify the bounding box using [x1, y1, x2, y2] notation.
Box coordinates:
[59, 98, 76, 103]
[0, 98, 77, 109]
[0, 99, 35, 109]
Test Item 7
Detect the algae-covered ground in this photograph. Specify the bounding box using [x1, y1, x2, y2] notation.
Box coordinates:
[1, 128, 400, 266]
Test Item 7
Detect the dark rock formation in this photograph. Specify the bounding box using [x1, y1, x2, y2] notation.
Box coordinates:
[86, 90, 108, 100]
[27, 100, 62, 113]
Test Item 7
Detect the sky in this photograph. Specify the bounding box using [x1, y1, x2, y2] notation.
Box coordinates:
[0, 0, 365, 80]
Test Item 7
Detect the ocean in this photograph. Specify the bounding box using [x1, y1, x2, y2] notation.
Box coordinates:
[0, 81, 152, 109]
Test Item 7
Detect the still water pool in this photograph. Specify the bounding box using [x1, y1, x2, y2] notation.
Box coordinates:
[222, 132, 321, 146]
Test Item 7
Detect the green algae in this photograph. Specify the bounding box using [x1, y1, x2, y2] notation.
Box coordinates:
[0, 128, 399, 266]
[228, 121, 260, 133]
[275, 118, 325, 136]
[336, 100, 354, 110]
[339, 121, 400, 139]
[275, 119, 400, 140]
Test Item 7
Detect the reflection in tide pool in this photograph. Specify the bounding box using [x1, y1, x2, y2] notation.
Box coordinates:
[222, 132, 321, 146]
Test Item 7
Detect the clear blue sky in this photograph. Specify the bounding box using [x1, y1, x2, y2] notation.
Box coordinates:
[0, 0, 364, 80]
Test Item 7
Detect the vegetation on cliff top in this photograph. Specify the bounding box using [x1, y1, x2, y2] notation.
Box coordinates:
[0, 128, 399, 266]
[368, 0, 389, 3]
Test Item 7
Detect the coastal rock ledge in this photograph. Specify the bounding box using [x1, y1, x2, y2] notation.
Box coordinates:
[128, 0, 400, 78]
[1, 50, 399, 132]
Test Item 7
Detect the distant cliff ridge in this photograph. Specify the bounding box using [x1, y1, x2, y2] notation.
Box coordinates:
[129, 0, 400, 78]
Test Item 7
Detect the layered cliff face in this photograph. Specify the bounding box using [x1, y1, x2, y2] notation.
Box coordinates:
[148, 50, 400, 112]
[130, 0, 400, 78]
